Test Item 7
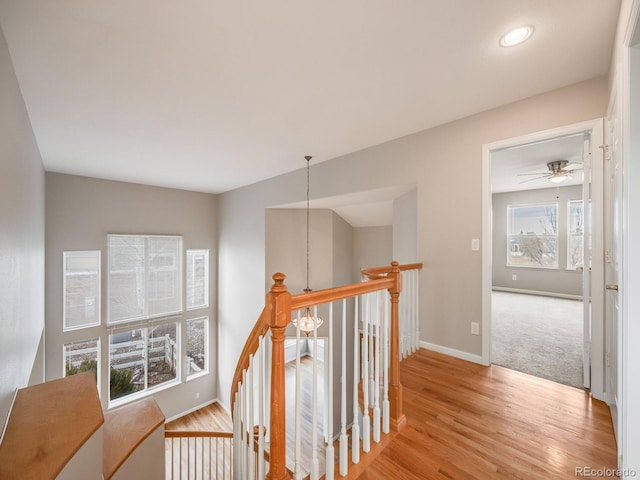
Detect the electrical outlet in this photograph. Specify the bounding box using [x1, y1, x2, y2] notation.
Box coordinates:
[196, 392, 200, 399]
[471, 322, 480, 335]
[512, 274, 517, 281]
[471, 238, 480, 251]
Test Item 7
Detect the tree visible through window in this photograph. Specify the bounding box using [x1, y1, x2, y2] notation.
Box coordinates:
[186, 249, 209, 310]
[567, 200, 584, 269]
[507, 203, 559, 268]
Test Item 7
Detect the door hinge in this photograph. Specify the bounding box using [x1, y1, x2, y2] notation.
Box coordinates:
[599, 144, 611, 161]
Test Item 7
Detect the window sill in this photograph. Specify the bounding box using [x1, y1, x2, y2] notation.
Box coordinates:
[108, 378, 181, 410]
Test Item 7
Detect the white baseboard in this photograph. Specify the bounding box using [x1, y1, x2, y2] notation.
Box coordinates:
[164, 397, 222, 424]
[419, 341, 483, 365]
[492, 286, 581, 301]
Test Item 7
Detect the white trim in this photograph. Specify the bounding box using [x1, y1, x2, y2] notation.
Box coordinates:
[419, 342, 483, 365]
[482, 119, 606, 391]
[492, 287, 582, 301]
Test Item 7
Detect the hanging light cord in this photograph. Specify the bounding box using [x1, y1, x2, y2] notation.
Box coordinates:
[305, 155, 312, 293]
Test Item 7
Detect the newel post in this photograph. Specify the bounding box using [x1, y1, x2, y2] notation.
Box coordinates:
[388, 261, 407, 431]
[266, 273, 292, 480]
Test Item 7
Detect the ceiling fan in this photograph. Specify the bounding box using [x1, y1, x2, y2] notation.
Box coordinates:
[517, 160, 583, 184]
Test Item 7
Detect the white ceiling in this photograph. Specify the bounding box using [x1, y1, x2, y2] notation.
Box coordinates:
[492, 133, 586, 193]
[0, 1, 620, 194]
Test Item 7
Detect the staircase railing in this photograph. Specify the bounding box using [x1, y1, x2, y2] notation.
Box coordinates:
[165, 430, 234, 479]
[231, 261, 422, 480]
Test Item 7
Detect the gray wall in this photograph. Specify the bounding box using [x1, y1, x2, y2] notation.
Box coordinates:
[45, 173, 218, 420]
[0, 25, 46, 430]
[217, 76, 608, 407]
[492, 186, 583, 296]
[353, 226, 393, 280]
[392, 189, 418, 263]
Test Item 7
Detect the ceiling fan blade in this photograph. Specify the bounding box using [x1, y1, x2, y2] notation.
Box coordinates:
[562, 163, 583, 171]
[518, 175, 548, 184]
[517, 172, 550, 176]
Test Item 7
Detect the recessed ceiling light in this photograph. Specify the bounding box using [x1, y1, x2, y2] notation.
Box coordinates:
[499, 25, 534, 47]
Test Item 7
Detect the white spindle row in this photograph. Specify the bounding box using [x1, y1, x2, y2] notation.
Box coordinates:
[232, 266, 421, 480]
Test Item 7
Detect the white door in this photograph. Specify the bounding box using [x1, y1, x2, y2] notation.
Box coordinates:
[580, 122, 605, 398]
[605, 73, 622, 442]
[581, 137, 592, 390]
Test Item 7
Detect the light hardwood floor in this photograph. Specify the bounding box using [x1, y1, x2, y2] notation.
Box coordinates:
[354, 349, 618, 479]
[165, 349, 618, 479]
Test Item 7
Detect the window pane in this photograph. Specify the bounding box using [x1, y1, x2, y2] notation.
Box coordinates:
[187, 317, 208, 378]
[187, 250, 209, 309]
[507, 203, 558, 268]
[147, 323, 178, 388]
[109, 328, 145, 401]
[108, 235, 182, 323]
[567, 200, 584, 270]
[147, 237, 181, 316]
[64, 337, 99, 383]
[508, 235, 558, 267]
[108, 236, 146, 322]
[508, 204, 558, 235]
[63, 251, 100, 330]
[568, 200, 584, 234]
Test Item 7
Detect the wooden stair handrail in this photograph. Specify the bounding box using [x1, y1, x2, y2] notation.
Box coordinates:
[230, 305, 270, 409]
[164, 430, 233, 439]
[230, 262, 421, 479]
[361, 262, 423, 280]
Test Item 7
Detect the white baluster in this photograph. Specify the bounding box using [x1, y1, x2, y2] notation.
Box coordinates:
[311, 305, 320, 480]
[325, 303, 334, 480]
[258, 337, 265, 480]
[362, 294, 371, 453]
[248, 356, 255, 480]
[382, 291, 390, 434]
[294, 311, 302, 480]
[369, 294, 375, 406]
[373, 292, 381, 443]
[414, 270, 420, 353]
[339, 300, 348, 476]
[233, 391, 240, 479]
[351, 297, 360, 464]
[241, 371, 247, 480]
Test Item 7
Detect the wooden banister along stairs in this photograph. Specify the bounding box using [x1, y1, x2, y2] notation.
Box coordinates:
[230, 261, 422, 480]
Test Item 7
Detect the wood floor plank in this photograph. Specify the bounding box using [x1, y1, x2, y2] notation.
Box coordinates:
[355, 349, 619, 480]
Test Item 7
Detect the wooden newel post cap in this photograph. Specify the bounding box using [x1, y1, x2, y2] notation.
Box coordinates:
[271, 272, 288, 293]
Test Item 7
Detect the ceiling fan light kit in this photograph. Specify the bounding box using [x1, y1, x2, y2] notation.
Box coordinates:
[517, 159, 582, 185]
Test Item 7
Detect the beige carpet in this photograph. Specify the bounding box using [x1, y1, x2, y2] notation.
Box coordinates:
[491, 291, 584, 389]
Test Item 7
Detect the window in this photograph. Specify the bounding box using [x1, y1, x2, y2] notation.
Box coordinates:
[567, 200, 584, 270]
[507, 203, 558, 268]
[63, 251, 100, 330]
[186, 249, 209, 310]
[64, 338, 100, 389]
[186, 317, 208, 379]
[108, 321, 179, 403]
[108, 235, 182, 324]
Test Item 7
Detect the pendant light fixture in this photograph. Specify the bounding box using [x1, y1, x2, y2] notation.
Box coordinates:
[292, 155, 323, 336]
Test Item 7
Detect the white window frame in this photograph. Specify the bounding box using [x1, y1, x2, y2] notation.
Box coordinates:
[186, 316, 209, 380]
[63, 250, 101, 331]
[108, 320, 180, 407]
[107, 234, 183, 325]
[506, 202, 559, 269]
[186, 249, 209, 310]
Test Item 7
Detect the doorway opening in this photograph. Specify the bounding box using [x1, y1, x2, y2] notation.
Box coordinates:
[482, 119, 605, 399]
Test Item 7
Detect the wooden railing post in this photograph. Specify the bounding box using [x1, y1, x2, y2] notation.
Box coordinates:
[266, 273, 292, 480]
[387, 261, 407, 431]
